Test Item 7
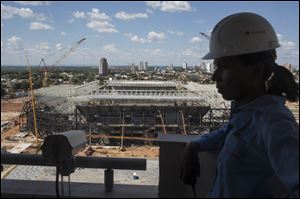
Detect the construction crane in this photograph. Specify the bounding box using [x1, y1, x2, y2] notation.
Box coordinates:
[199, 32, 210, 40]
[38, 37, 86, 87]
[25, 51, 39, 147]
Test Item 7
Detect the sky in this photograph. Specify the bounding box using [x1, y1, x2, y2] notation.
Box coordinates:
[1, 1, 299, 67]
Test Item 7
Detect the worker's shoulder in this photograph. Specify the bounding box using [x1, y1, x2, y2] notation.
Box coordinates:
[254, 96, 295, 123]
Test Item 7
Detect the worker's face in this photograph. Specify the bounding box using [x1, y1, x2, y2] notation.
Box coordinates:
[212, 57, 252, 101]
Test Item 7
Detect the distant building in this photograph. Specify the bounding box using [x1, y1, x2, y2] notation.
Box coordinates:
[283, 63, 293, 73]
[130, 63, 136, 71]
[205, 62, 215, 73]
[182, 62, 187, 70]
[139, 61, 144, 71]
[99, 58, 108, 75]
[138, 61, 148, 71]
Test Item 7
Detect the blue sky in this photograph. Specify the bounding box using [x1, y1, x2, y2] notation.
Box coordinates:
[1, 1, 299, 67]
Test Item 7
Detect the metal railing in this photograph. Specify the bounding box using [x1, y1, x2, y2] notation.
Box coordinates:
[1, 152, 146, 193]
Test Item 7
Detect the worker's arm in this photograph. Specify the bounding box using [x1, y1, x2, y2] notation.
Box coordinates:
[262, 109, 299, 197]
[190, 124, 229, 152]
[180, 124, 229, 184]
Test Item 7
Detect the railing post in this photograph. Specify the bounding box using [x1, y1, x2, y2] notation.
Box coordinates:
[104, 169, 114, 192]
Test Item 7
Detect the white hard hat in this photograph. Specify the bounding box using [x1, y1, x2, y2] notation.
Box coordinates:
[202, 12, 280, 60]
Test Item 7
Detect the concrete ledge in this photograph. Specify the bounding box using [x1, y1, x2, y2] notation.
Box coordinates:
[1, 179, 158, 198]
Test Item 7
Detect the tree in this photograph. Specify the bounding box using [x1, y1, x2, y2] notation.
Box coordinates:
[20, 81, 30, 90]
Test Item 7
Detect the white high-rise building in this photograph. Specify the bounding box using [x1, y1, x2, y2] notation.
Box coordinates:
[182, 62, 188, 70]
[204, 62, 215, 73]
[139, 61, 144, 71]
[99, 57, 108, 75]
[138, 61, 148, 71]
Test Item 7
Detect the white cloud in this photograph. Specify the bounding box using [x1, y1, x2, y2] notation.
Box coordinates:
[115, 11, 148, 21]
[145, 1, 161, 9]
[71, 8, 117, 34]
[124, 33, 133, 37]
[87, 8, 111, 21]
[1, 4, 46, 21]
[86, 20, 117, 33]
[190, 36, 202, 44]
[160, 1, 191, 12]
[182, 47, 201, 57]
[7, 36, 23, 51]
[276, 33, 283, 40]
[280, 40, 296, 50]
[60, 31, 67, 36]
[73, 11, 86, 19]
[176, 32, 184, 36]
[168, 30, 184, 36]
[55, 43, 62, 51]
[14, 1, 51, 6]
[125, 33, 149, 44]
[29, 22, 54, 30]
[131, 35, 150, 44]
[125, 31, 166, 44]
[273, 33, 299, 67]
[146, 9, 154, 14]
[277, 34, 296, 50]
[145, 1, 192, 12]
[34, 42, 51, 55]
[147, 31, 166, 40]
[102, 44, 118, 54]
[151, 48, 161, 55]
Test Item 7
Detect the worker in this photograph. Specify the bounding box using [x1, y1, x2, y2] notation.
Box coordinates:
[180, 12, 299, 197]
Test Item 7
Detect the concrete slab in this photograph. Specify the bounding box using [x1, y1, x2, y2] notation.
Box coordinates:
[1, 179, 158, 198]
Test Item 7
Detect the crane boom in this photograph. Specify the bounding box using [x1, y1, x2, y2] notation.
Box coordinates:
[199, 32, 210, 40]
[52, 37, 86, 67]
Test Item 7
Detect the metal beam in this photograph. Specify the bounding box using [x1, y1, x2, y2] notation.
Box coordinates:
[1, 152, 146, 170]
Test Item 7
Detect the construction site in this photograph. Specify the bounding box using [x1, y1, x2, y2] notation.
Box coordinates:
[18, 80, 229, 147]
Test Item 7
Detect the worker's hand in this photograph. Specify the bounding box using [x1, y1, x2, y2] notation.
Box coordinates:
[180, 142, 200, 185]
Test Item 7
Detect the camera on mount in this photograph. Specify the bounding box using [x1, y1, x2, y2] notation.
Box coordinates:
[42, 130, 86, 176]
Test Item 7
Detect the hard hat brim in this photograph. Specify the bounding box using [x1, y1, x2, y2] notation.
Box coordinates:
[202, 52, 215, 60]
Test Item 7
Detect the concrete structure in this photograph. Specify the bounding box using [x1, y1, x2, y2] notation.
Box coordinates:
[99, 58, 108, 76]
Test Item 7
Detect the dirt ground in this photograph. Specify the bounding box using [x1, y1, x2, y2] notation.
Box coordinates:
[1, 98, 28, 112]
[77, 145, 159, 159]
[1, 97, 28, 121]
[1, 125, 20, 141]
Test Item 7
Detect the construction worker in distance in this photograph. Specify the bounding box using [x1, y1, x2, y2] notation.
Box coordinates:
[180, 12, 299, 197]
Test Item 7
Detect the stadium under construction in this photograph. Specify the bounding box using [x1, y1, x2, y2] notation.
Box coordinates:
[19, 80, 230, 145]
